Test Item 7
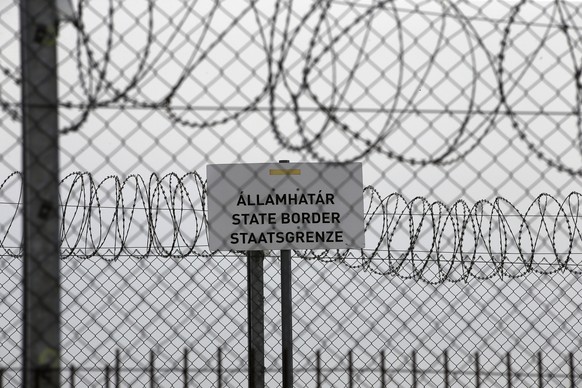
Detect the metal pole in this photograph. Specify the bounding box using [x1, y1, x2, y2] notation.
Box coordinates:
[247, 250, 265, 388]
[217, 347, 223, 388]
[348, 349, 353, 388]
[316, 350, 322, 388]
[20, 1, 61, 387]
[380, 350, 386, 388]
[182, 348, 189, 388]
[475, 352, 481, 388]
[506, 352, 512, 388]
[412, 350, 417, 388]
[537, 351, 543, 388]
[281, 248, 293, 388]
[569, 352, 575, 388]
[278, 160, 294, 388]
[444, 349, 449, 388]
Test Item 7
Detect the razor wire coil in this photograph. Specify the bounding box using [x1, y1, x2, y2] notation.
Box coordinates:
[3, 1, 582, 174]
[2, 171, 582, 284]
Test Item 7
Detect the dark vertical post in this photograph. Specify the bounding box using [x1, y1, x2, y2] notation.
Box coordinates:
[316, 350, 321, 388]
[279, 160, 293, 388]
[537, 351, 543, 388]
[69, 365, 76, 388]
[115, 349, 121, 388]
[380, 350, 386, 388]
[217, 347, 223, 388]
[444, 349, 449, 388]
[281, 248, 293, 388]
[149, 350, 156, 388]
[474, 352, 480, 388]
[105, 364, 111, 388]
[247, 250, 265, 388]
[348, 350, 353, 388]
[20, 0, 61, 387]
[412, 350, 417, 388]
[570, 352, 575, 388]
[506, 352, 512, 388]
[183, 348, 189, 388]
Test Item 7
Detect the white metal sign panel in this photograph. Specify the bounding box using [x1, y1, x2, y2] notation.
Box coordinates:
[207, 162, 364, 251]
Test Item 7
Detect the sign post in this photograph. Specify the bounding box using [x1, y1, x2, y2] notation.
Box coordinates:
[247, 250, 265, 388]
[280, 248, 292, 387]
[207, 162, 364, 388]
[278, 160, 293, 388]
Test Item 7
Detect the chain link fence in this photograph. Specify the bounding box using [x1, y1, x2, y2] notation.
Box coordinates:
[2, 0, 582, 386]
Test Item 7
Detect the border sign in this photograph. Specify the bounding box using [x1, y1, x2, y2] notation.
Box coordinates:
[207, 162, 364, 250]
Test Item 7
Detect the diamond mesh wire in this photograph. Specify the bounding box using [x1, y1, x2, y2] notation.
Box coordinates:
[2, 0, 582, 387]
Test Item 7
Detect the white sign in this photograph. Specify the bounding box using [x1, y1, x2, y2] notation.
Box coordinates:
[207, 162, 365, 250]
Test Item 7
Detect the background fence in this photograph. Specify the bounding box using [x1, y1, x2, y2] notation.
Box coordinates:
[2, 0, 582, 386]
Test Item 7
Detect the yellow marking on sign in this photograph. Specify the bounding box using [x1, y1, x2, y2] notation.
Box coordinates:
[269, 169, 301, 176]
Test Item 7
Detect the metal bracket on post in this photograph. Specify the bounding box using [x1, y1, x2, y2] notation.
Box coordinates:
[247, 250, 265, 388]
[20, 1, 61, 387]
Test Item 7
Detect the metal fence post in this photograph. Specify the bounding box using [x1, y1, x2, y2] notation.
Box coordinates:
[348, 349, 353, 388]
[570, 352, 575, 388]
[149, 350, 156, 388]
[19, 0, 61, 387]
[537, 351, 543, 388]
[380, 350, 386, 388]
[506, 352, 512, 388]
[278, 160, 294, 388]
[316, 350, 321, 388]
[281, 248, 293, 388]
[247, 250, 265, 388]
[412, 350, 417, 388]
[475, 352, 481, 388]
[444, 349, 449, 388]
[217, 347, 223, 388]
[183, 348, 189, 388]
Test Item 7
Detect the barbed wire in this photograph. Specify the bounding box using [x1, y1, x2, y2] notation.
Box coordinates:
[3, 1, 582, 173]
[2, 171, 582, 283]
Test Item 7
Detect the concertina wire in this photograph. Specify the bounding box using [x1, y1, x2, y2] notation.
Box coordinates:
[3, 1, 582, 173]
[1, 171, 582, 284]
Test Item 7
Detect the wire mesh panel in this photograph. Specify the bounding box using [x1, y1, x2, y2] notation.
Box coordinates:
[2, 0, 582, 387]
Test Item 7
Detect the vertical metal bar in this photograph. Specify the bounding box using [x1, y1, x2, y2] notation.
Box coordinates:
[316, 350, 321, 388]
[115, 349, 120, 388]
[570, 352, 576, 388]
[69, 365, 76, 388]
[20, 0, 61, 387]
[474, 352, 480, 388]
[506, 352, 512, 388]
[217, 347, 223, 388]
[149, 350, 156, 388]
[279, 159, 293, 388]
[444, 349, 449, 388]
[247, 250, 265, 388]
[348, 349, 353, 388]
[412, 350, 417, 388]
[537, 351, 543, 388]
[380, 350, 386, 388]
[105, 364, 110, 388]
[0, 368, 4, 388]
[183, 348, 189, 388]
[281, 248, 293, 388]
